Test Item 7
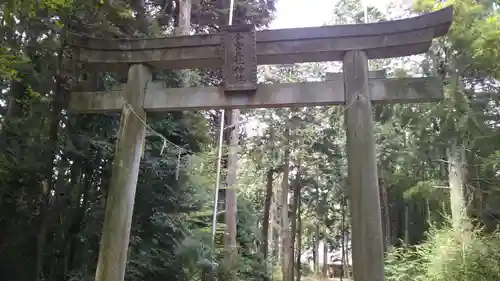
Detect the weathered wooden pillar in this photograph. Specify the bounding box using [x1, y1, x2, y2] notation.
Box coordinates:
[343, 50, 385, 281]
[94, 64, 152, 281]
[224, 108, 239, 271]
[220, 22, 256, 279]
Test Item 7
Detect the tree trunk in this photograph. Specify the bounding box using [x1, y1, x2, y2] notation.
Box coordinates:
[281, 125, 292, 281]
[4, 80, 25, 121]
[290, 171, 302, 281]
[340, 197, 346, 281]
[296, 203, 302, 281]
[390, 203, 399, 246]
[271, 180, 278, 262]
[277, 203, 282, 266]
[314, 223, 320, 275]
[61, 162, 88, 278]
[322, 233, 328, 279]
[321, 191, 328, 279]
[130, 0, 150, 33]
[261, 169, 274, 264]
[379, 168, 390, 252]
[344, 229, 351, 279]
[404, 203, 410, 244]
[35, 180, 50, 281]
[36, 44, 67, 280]
[448, 139, 468, 229]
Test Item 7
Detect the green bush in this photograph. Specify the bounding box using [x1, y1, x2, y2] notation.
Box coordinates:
[386, 224, 500, 281]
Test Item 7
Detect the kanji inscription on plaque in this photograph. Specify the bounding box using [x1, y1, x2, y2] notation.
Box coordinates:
[221, 24, 257, 94]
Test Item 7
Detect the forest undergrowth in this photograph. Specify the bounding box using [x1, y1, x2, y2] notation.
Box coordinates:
[386, 221, 500, 281]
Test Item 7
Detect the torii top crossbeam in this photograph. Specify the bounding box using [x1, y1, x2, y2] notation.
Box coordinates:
[68, 6, 453, 72]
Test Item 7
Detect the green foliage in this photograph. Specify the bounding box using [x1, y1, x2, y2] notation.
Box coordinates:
[0, 48, 22, 80]
[404, 180, 446, 201]
[386, 225, 500, 281]
[414, 0, 500, 78]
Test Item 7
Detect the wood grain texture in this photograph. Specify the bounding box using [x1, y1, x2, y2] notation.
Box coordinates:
[327, 70, 387, 80]
[69, 77, 443, 112]
[343, 51, 384, 281]
[67, 7, 453, 70]
[68, 7, 452, 50]
[223, 108, 239, 275]
[94, 64, 151, 281]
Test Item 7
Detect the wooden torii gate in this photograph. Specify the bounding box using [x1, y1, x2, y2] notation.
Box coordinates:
[67, 6, 453, 281]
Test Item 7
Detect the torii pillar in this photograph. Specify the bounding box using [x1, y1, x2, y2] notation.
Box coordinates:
[327, 66, 439, 281]
[94, 64, 151, 281]
[343, 51, 385, 281]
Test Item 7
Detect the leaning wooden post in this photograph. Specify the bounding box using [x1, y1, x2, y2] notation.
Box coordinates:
[343, 51, 385, 281]
[94, 64, 152, 281]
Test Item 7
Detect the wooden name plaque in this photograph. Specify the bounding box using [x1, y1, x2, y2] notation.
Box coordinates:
[221, 24, 257, 94]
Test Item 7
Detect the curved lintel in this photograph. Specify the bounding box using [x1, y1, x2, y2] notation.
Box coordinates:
[68, 6, 453, 70]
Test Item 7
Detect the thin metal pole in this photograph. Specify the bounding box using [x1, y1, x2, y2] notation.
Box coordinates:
[211, 109, 225, 244]
[228, 0, 235, 26]
[364, 1, 368, 23]
[210, 0, 235, 246]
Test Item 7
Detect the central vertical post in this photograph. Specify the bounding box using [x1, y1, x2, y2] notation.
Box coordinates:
[224, 109, 239, 271]
[343, 51, 385, 281]
[219, 21, 256, 279]
[95, 64, 152, 281]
